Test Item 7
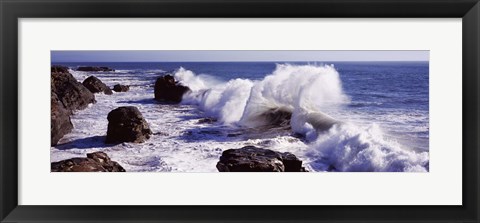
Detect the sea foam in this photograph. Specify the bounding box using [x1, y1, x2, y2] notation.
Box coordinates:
[307, 123, 429, 172]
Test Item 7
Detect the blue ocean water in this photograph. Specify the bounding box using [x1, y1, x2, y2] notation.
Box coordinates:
[52, 61, 429, 171]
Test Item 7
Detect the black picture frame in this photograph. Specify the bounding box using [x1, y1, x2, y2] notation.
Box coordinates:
[1, 0, 479, 222]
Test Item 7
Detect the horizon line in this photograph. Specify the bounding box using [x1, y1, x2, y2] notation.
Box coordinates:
[51, 60, 429, 63]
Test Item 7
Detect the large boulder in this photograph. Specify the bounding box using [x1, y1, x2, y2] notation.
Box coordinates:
[77, 66, 114, 72]
[51, 152, 126, 172]
[51, 71, 96, 112]
[113, 84, 130, 92]
[216, 146, 306, 172]
[154, 75, 190, 103]
[82, 76, 113, 95]
[51, 65, 69, 73]
[51, 93, 73, 146]
[105, 106, 152, 143]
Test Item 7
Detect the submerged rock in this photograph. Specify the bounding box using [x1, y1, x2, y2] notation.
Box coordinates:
[216, 146, 306, 172]
[51, 69, 96, 112]
[51, 152, 126, 172]
[51, 93, 73, 146]
[82, 76, 113, 95]
[105, 106, 152, 143]
[113, 84, 130, 92]
[154, 75, 190, 103]
[77, 66, 114, 72]
[197, 117, 217, 124]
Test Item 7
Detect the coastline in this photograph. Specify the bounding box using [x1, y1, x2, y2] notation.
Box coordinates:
[51, 63, 429, 172]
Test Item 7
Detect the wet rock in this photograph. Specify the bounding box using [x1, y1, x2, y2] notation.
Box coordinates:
[51, 65, 69, 73]
[113, 84, 130, 92]
[82, 76, 113, 95]
[86, 152, 126, 172]
[281, 152, 304, 172]
[244, 108, 292, 128]
[261, 108, 292, 127]
[51, 93, 73, 146]
[216, 146, 306, 172]
[198, 130, 222, 135]
[227, 133, 242, 137]
[105, 106, 152, 143]
[154, 75, 190, 103]
[77, 66, 114, 72]
[51, 152, 126, 172]
[51, 69, 96, 112]
[153, 131, 169, 136]
[198, 117, 217, 124]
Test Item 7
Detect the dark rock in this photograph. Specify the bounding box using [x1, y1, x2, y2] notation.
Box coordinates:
[86, 152, 126, 172]
[82, 76, 113, 95]
[51, 65, 69, 73]
[51, 69, 96, 112]
[243, 108, 292, 128]
[51, 152, 126, 172]
[281, 152, 304, 172]
[51, 66, 97, 145]
[51, 157, 106, 172]
[261, 108, 292, 127]
[153, 131, 169, 136]
[198, 117, 217, 124]
[77, 66, 114, 72]
[51, 93, 73, 146]
[216, 146, 306, 172]
[105, 106, 152, 143]
[154, 75, 190, 103]
[198, 130, 222, 135]
[113, 84, 130, 92]
[227, 133, 242, 137]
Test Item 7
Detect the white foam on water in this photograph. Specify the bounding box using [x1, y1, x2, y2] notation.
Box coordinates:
[306, 123, 429, 172]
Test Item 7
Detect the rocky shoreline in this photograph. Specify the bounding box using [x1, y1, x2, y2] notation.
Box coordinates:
[51, 152, 125, 172]
[51, 65, 95, 146]
[217, 146, 307, 172]
[51, 66, 308, 172]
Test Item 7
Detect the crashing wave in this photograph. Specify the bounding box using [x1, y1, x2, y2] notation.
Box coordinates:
[175, 64, 347, 128]
[307, 123, 429, 172]
[173, 64, 429, 172]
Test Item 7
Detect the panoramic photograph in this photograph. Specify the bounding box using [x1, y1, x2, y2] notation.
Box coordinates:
[50, 50, 429, 172]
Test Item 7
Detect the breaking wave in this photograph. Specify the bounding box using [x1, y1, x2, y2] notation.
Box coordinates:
[174, 64, 429, 172]
[176, 64, 347, 128]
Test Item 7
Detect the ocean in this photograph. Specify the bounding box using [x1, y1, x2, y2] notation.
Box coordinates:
[51, 61, 429, 172]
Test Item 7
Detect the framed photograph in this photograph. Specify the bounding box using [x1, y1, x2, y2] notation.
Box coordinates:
[1, 0, 479, 222]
